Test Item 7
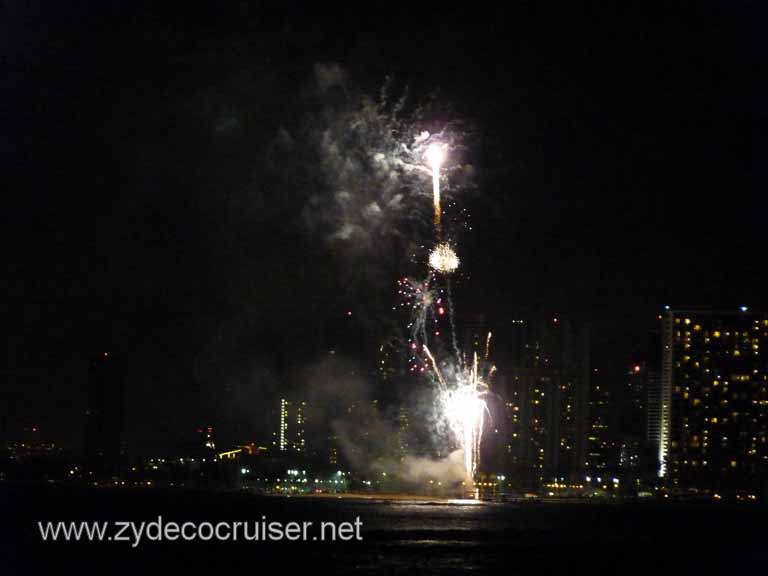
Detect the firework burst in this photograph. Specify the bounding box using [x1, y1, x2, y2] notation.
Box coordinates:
[424, 345, 494, 480]
[428, 243, 460, 273]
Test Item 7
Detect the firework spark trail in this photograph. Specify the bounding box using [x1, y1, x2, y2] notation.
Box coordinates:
[422, 345, 446, 390]
[433, 157, 441, 227]
[444, 276, 462, 363]
[426, 143, 445, 229]
[486, 333, 497, 390]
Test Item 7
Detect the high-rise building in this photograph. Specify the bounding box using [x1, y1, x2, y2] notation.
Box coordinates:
[658, 308, 768, 494]
[586, 368, 614, 475]
[295, 401, 307, 453]
[624, 365, 646, 439]
[277, 398, 308, 453]
[615, 363, 660, 483]
[327, 433, 340, 465]
[646, 368, 663, 465]
[494, 317, 591, 488]
[490, 372, 524, 473]
[279, 398, 290, 452]
[84, 352, 126, 471]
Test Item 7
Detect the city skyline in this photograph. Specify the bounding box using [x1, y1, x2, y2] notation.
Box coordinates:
[6, 306, 767, 500]
[4, 4, 766, 460]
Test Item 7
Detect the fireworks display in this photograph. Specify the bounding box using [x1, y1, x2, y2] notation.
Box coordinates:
[394, 137, 490, 488]
[324, 90, 486, 487]
[428, 243, 460, 274]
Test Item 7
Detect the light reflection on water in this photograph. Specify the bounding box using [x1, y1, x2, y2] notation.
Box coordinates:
[315, 499, 762, 575]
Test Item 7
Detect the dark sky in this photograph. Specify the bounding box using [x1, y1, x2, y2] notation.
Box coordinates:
[2, 2, 765, 452]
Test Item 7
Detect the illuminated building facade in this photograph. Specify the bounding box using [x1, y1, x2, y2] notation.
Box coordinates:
[492, 317, 591, 488]
[295, 401, 307, 452]
[277, 398, 308, 453]
[328, 434, 339, 465]
[646, 368, 663, 466]
[279, 398, 290, 452]
[659, 308, 768, 493]
[586, 368, 614, 474]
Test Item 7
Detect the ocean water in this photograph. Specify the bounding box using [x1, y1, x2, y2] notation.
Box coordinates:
[2, 485, 764, 575]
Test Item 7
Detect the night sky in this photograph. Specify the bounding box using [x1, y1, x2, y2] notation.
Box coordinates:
[2, 2, 765, 453]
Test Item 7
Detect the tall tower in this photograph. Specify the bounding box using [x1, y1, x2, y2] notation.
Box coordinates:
[646, 369, 663, 472]
[84, 352, 125, 472]
[659, 313, 674, 476]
